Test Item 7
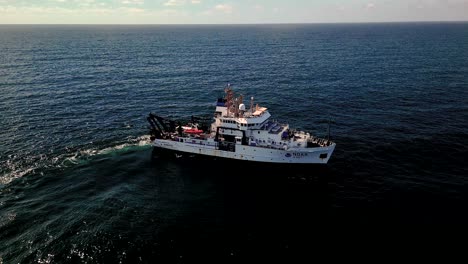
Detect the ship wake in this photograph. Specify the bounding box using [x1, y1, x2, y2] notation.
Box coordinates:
[0, 135, 152, 186]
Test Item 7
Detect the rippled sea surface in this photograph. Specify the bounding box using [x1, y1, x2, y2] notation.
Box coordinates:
[1, 23, 467, 262]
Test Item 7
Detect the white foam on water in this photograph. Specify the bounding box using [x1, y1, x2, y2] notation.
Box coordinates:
[97, 135, 152, 155]
[0, 135, 152, 186]
[0, 211, 17, 229]
[0, 167, 36, 185]
[36, 253, 54, 264]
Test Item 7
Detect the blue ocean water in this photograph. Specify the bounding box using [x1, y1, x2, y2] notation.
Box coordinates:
[0, 23, 467, 262]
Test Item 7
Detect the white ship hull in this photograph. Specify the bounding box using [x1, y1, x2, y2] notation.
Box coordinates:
[147, 85, 337, 165]
[152, 139, 335, 164]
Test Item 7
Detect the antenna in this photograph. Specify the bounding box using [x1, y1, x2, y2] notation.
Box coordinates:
[250, 97, 254, 114]
[327, 117, 336, 142]
[225, 84, 233, 116]
[318, 117, 336, 143]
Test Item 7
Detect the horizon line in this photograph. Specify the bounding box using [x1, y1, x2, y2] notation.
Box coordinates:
[1, 20, 468, 26]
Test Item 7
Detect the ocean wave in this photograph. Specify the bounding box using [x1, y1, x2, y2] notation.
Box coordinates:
[0, 135, 152, 186]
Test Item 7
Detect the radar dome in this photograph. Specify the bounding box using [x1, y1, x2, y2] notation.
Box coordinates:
[239, 104, 246, 111]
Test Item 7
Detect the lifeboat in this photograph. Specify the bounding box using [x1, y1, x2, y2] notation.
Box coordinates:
[184, 128, 204, 134]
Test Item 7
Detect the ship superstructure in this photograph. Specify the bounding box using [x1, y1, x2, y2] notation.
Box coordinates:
[148, 86, 335, 164]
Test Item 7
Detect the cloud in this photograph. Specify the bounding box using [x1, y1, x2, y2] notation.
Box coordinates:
[0, 6, 15, 12]
[0, 6, 73, 15]
[74, 0, 96, 7]
[366, 3, 375, 9]
[76, 0, 94, 4]
[164, 0, 185, 6]
[2, 0, 467, 24]
[214, 4, 232, 14]
[162, 0, 200, 6]
[122, 0, 144, 4]
[127, 7, 145, 13]
[254, 4, 264, 11]
[201, 3, 233, 16]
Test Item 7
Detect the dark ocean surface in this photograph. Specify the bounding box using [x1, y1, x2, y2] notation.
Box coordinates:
[0, 23, 467, 262]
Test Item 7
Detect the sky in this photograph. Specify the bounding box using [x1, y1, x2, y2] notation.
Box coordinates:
[0, 0, 467, 24]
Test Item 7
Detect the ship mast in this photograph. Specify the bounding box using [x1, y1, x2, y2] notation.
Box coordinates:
[225, 84, 234, 117]
[250, 97, 254, 115]
[224, 84, 245, 118]
[237, 94, 243, 117]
